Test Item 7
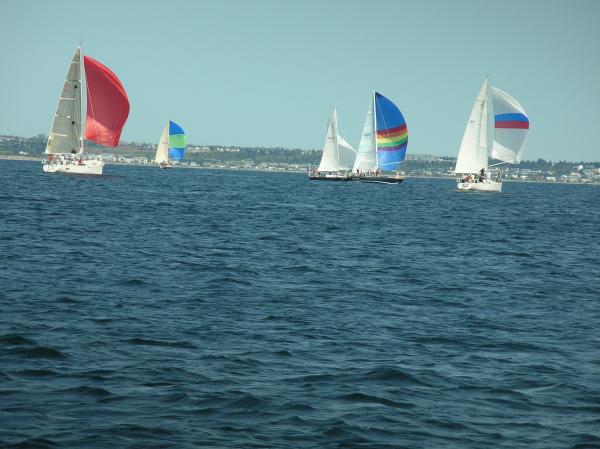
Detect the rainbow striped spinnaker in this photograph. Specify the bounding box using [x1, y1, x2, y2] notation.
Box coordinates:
[353, 91, 408, 173]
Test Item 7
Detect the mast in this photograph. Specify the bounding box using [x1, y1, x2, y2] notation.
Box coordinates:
[333, 108, 339, 172]
[79, 46, 84, 154]
[485, 75, 490, 164]
[373, 91, 378, 170]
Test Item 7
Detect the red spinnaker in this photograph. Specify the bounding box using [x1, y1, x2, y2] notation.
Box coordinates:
[84, 55, 130, 147]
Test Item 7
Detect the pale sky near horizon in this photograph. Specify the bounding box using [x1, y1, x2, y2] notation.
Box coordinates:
[1, 0, 599, 161]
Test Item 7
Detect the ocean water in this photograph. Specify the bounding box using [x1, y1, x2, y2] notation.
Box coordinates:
[1, 159, 599, 449]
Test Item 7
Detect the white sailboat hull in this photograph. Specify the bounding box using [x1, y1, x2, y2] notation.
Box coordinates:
[42, 158, 104, 175]
[456, 180, 502, 192]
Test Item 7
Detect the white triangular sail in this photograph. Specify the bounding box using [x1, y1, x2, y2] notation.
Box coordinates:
[316, 109, 356, 172]
[45, 48, 83, 155]
[154, 124, 169, 164]
[317, 110, 339, 172]
[352, 95, 376, 172]
[491, 87, 529, 164]
[454, 79, 489, 174]
[337, 135, 356, 170]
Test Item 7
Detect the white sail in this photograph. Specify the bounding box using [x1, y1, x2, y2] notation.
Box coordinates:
[454, 79, 489, 174]
[317, 109, 339, 172]
[337, 135, 356, 170]
[154, 124, 169, 164]
[352, 95, 377, 172]
[491, 87, 529, 164]
[45, 48, 83, 155]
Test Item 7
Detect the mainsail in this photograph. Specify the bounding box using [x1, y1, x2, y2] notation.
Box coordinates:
[491, 87, 529, 164]
[375, 92, 408, 171]
[454, 79, 489, 174]
[45, 48, 83, 154]
[317, 109, 356, 172]
[154, 125, 169, 164]
[353, 97, 376, 172]
[84, 56, 130, 148]
[167, 121, 186, 161]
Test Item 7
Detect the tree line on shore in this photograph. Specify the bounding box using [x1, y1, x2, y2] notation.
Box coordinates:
[1, 134, 598, 174]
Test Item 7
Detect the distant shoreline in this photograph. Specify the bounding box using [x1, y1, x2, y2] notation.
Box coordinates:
[1, 155, 598, 185]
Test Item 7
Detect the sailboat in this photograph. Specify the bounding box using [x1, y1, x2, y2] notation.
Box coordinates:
[455, 78, 529, 192]
[154, 121, 186, 169]
[348, 91, 408, 184]
[309, 109, 356, 181]
[42, 48, 129, 175]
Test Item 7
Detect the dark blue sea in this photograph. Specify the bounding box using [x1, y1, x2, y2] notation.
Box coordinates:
[1, 159, 599, 449]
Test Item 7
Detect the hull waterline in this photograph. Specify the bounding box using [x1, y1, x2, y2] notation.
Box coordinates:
[346, 175, 404, 184]
[42, 159, 104, 175]
[456, 180, 502, 192]
[309, 174, 349, 181]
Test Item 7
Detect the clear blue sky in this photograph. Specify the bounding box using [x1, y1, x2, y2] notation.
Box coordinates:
[2, 0, 599, 161]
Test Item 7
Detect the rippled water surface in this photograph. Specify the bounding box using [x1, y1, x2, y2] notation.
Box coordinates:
[1, 160, 599, 448]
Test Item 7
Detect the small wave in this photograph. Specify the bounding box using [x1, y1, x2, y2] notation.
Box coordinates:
[206, 276, 253, 287]
[277, 401, 315, 412]
[161, 392, 190, 403]
[272, 415, 309, 426]
[515, 383, 563, 395]
[481, 340, 553, 353]
[322, 421, 368, 442]
[3, 438, 57, 449]
[16, 369, 58, 378]
[286, 373, 336, 383]
[414, 335, 464, 346]
[337, 392, 414, 409]
[0, 334, 36, 345]
[228, 393, 269, 410]
[57, 296, 79, 304]
[422, 418, 469, 430]
[59, 385, 113, 397]
[111, 424, 173, 436]
[364, 367, 427, 386]
[189, 407, 218, 416]
[258, 234, 280, 241]
[14, 346, 67, 360]
[126, 338, 198, 350]
[272, 349, 292, 357]
[117, 278, 146, 286]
